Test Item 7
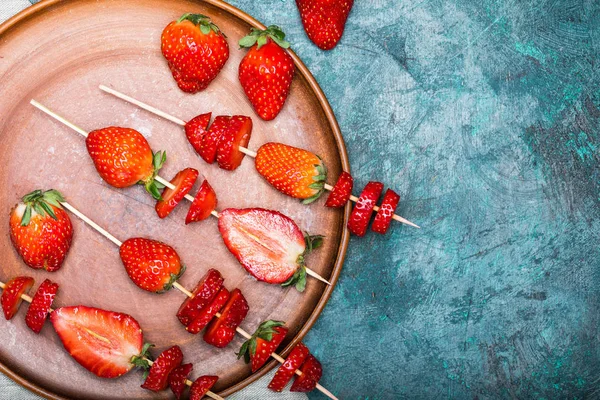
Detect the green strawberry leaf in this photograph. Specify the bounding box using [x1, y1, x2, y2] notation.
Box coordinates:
[21, 204, 32, 226]
[282, 266, 307, 292]
[239, 34, 258, 48]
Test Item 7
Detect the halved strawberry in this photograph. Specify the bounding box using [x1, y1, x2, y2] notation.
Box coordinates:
[216, 115, 253, 171]
[290, 354, 322, 392]
[268, 343, 310, 392]
[186, 287, 230, 334]
[185, 179, 218, 224]
[25, 279, 58, 333]
[200, 116, 230, 164]
[348, 181, 384, 236]
[371, 189, 400, 234]
[141, 346, 184, 392]
[190, 375, 219, 400]
[169, 363, 193, 400]
[1, 276, 34, 320]
[237, 320, 288, 372]
[51, 306, 144, 378]
[176, 269, 224, 326]
[185, 113, 212, 155]
[156, 168, 199, 219]
[325, 171, 354, 207]
[203, 288, 249, 348]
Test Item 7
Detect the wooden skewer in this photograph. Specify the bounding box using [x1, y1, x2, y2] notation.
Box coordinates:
[99, 85, 420, 229]
[29, 100, 330, 285]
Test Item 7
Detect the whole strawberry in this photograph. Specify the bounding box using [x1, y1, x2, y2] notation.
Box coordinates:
[9, 189, 73, 272]
[296, 0, 354, 50]
[238, 26, 295, 121]
[162, 14, 229, 93]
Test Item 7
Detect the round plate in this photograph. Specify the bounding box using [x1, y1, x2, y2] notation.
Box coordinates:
[0, 0, 349, 399]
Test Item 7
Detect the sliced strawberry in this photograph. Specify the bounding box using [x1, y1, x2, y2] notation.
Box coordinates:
[203, 288, 249, 348]
[347, 181, 384, 236]
[142, 346, 184, 392]
[371, 189, 400, 234]
[199, 116, 230, 164]
[237, 320, 288, 372]
[268, 343, 310, 392]
[190, 375, 219, 400]
[1, 276, 34, 320]
[325, 171, 354, 207]
[176, 269, 224, 326]
[51, 306, 144, 378]
[216, 115, 253, 171]
[156, 168, 199, 219]
[25, 279, 58, 333]
[290, 354, 323, 392]
[169, 363, 193, 400]
[187, 287, 230, 334]
[185, 179, 218, 224]
[185, 113, 212, 155]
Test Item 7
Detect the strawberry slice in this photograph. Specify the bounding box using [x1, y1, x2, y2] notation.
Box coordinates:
[176, 269, 224, 326]
[169, 363, 193, 400]
[185, 179, 218, 224]
[155, 168, 199, 219]
[25, 279, 58, 333]
[268, 343, 310, 392]
[200, 116, 230, 164]
[371, 189, 400, 234]
[190, 375, 219, 400]
[50, 306, 144, 378]
[216, 115, 253, 171]
[290, 354, 323, 392]
[141, 345, 184, 392]
[237, 320, 288, 372]
[1, 276, 34, 320]
[347, 181, 384, 236]
[186, 287, 230, 334]
[325, 171, 354, 207]
[185, 113, 212, 155]
[203, 288, 249, 348]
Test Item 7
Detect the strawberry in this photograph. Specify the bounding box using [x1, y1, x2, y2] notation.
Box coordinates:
[296, 0, 354, 50]
[25, 279, 58, 334]
[203, 288, 249, 348]
[141, 345, 184, 392]
[9, 189, 73, 272]
[176, 269, 224, 326]
[169, 363, 193, 400]
[371, 189, 400, 234]
[119, 238, 185, 293]
[1, 276, 34, 320]
[190, 375, 219, 400]
[218, 208, 323, 291]
[86, 127, 166, 199]
[237, 320, 288, 372]
[325, 171, 353, 207]
[216, 115, 253, 171]
[185, 113, 212, 156]
[200, 115, 230, 164]
[51, 306, 146, 378]
[186, 287, 230, 334]
[238, 26, 295, 121]
[185, 179, 218, 224]
[255, 143, 327, 203]
[348, 181, 384, 236]
[161, 14, 229, 93]
[268, 343, 310, 392]
[290, 354, 323, 392]
[155, 168, 199, 219]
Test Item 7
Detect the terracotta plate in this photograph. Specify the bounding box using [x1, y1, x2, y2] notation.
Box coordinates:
[0, 0, 349, 399]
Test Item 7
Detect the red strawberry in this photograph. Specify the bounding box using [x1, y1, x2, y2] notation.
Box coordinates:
[203, 288, 249, 348]
[296, 0, 354, 50]
[216, 115, 253, 170]
[141, 346, 184, 392]
[255, 142, 327, 203]
[186, 287, 230, 334]
[1, 276, 34, 320]
[176, 269, 224, 326]
[268, 343, 310, 392]
[51, 306, 145, 379]
[169, 363, 193, 400]
[119, 238, 185, 293]
[185, 179, 218, 224]
[161, 14, 229, 93]
[325, 171, 353, 207]
[190, 375, 219, 400]
[238, 26, 295, 121]
[371, 189, 400, 234]
[348, 181, 384, 236]
[185, 113, 212, 156]
[86, 127, 166, 199]
[9, 189, 73, 272]
[25, 279, 58, 334]
[290, 354, 323, 392]
[155, 168, 199, 219]
[200, 115, 230, 164]
[237, 320, 288, 372]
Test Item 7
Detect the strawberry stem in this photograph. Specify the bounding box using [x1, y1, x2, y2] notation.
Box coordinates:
[142, 151, 167, 201]
[178, 13, 223, 36]
[19, 189, 66, 226]
[239, 25, 290, 50]
[131, 342, 155, 379]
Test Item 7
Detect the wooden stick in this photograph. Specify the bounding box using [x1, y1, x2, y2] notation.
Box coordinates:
[99, 85, 420, 229]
